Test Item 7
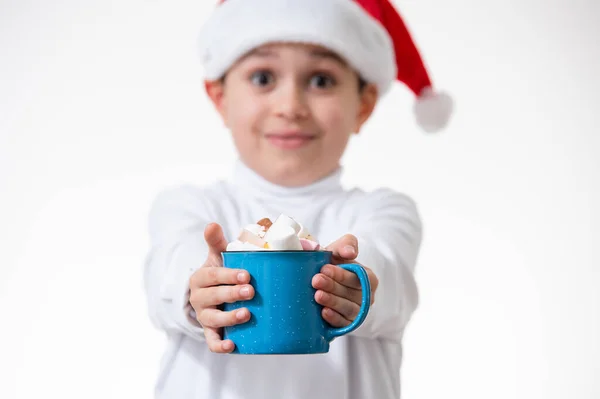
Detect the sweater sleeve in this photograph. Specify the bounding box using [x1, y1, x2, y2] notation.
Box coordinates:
[143, 187, 213, 342]
[349, 188, 422, 341]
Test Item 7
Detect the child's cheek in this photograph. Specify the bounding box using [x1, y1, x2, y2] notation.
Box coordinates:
[318, 102, 353, 138]
[229, 96, 264, 136]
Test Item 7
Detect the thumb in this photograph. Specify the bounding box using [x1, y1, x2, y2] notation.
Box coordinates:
[204, 223, 228, 259]
[325, 234, 358, 262]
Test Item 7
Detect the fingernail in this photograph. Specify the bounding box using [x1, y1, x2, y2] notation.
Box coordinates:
[344, 245, 356, 256]
[240, 287, 250, 297]
[317, 290, 328, 302]
[222, 340, 234, 351]
[236, 309, 247, 320]
[237, 272, 246, 282]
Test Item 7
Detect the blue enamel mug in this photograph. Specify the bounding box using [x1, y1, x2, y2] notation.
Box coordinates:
[221, 250, 371, 354]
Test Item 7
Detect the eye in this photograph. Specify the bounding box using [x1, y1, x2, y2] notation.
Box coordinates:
[309, 73, 336, 89]
[250, 70, 275, 87]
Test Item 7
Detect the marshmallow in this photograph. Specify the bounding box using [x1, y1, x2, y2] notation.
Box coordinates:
[238, 228, 267, 248]
[227, 214, 322, 252]
[266, 214, 301, 237]
[226, 240, 264, 251]
[299, 238, 320, 251]
[297, 223, 310, 239]
[244, 223, 265, 236]
[264, 225, 303, 250]
[297, 223, 319, 242]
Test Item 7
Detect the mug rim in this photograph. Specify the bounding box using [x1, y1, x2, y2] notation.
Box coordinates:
[223, 250, 333, 254]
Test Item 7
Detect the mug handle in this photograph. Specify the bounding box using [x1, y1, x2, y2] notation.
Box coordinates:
[324, 263, 371, 340]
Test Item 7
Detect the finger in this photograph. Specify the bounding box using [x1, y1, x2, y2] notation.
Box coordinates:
[311, 273, 362, 304]
[320, 265, 378, 306]
[198, 307, 251, 328]
[368, 269, 379, 302]
[315, 290, 360, 321]
[192, 284, 255, 308]
[204, 326, 235, 353]
[321, 307, 351, 328]
[319, 264, 362, 290]
[204, 223, 229, 258]
[325, 234, 358, 262]
[192, 266, 251, 289]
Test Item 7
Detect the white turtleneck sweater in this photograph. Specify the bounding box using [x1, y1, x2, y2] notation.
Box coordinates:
[143, 161, 422, 399]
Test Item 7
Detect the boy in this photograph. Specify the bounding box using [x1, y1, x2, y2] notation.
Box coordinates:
[143, 0, 452, 398]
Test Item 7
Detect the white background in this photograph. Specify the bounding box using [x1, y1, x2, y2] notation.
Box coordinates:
[1, 0, 598, 398]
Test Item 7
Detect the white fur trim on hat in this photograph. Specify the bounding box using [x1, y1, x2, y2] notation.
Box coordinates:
[198, 0, 397, 97]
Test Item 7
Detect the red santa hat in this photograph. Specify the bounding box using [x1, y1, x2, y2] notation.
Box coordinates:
[198, 0, 453, 133]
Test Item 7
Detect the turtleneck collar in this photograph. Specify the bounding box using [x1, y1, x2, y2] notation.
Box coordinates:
[229, 159, 344, 201]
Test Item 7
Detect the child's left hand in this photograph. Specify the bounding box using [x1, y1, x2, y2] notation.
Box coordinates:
[311, 235, 379, 327]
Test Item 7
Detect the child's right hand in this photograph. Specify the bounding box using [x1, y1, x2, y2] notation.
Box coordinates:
[188, 223, 255, 353]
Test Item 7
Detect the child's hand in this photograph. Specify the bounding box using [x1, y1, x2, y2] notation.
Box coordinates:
[188, 223, 255, 353]
[311, 235, 379, 327]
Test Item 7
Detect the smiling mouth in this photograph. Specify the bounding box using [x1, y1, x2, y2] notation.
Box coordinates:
[264, 133, 316, 150]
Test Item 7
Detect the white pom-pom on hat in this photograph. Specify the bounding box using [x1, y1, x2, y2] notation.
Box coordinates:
[414, 87, 454, 133]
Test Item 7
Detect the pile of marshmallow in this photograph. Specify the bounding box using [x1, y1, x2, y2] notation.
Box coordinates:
[226, 214, 321, 251]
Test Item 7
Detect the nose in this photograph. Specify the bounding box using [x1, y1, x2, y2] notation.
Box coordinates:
[272, 80, 309, 120]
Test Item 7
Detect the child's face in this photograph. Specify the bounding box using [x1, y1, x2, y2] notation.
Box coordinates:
[206, 42, 378, 187]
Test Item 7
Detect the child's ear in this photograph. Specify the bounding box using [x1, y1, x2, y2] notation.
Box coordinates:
[205, 79, 227, 124]
[353, 83, 378, 134]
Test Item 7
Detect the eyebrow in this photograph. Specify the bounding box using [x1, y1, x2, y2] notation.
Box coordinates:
[247, 48, 278, 58]
[243, 47, 349, 68]
[308, 49, 349, 68]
